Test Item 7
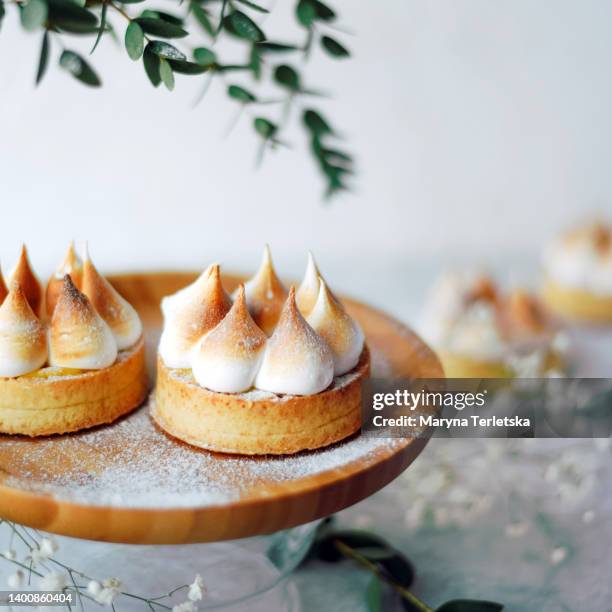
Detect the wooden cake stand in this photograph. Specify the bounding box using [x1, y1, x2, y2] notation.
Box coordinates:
[0, 272, 443, 545]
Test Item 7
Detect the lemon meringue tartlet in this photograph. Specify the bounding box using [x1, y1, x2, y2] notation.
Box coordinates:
[542, 221, 612, 324]
[153, 249, 370, 455]
[421, 272, 567, 378]
[0, 245, 147, 436]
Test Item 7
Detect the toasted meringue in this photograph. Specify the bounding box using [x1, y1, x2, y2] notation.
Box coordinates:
[506, 289, 547, 335]
[9, 245, 43, 317]
[0, 266, 7, 306]
[46, 242, 83, 317]
[255, 287, 334, 395]
[0, 283, 47, 377]
[296, 252, 324, 316]
[81, 249, 142, 350]
[48, 275, 117, 370]
[192, 285, 267, 393]
[242, 245, 288, 336]
[159, 264, 232, 368]
[307, 280, 364, 375]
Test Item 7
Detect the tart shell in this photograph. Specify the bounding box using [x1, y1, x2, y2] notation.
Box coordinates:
[153, 347, 371, 455]
[0, 337, 147, 436]
[542, 280, 612, 324]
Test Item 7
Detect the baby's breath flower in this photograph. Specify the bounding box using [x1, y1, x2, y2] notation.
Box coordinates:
[173, 601, 197, 612]
[2, 549, 16, 560]
[7, 570, 24, 589]
[504, 521, 529, 539]
[188, 574, 206, 602]
[582, 510, 595, 524]
[31, 537, 58, 565]
[549, 546, 568, 566]
[87, 580, 102, 597]
[39, 572, 67, 591]
[92, 578, 122, 606]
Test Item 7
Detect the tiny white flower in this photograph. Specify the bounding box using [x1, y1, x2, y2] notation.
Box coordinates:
[39, 572, 67, 591]
[2, 549, 17, 560]
[87, 580, 102, 597]
[504, 521, 529, 539]
[173, 602, 197, 612]
[188, 574, 206, 602]
[30, 537, 59, 565]
[102, 577, 121, 589]
[91, 577, 122, 606]
[39, 538, 58, 558]
[7, 570, 24, 589]
[549, 547, 568, 565]
[582, 510, 595, 524]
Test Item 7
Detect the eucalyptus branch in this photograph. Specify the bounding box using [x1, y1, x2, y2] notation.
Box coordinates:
[0, 0, 354, 198]
[334, 540, 433, 612]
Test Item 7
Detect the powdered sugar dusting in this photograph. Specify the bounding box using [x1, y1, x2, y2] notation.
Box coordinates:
[0, 397, 405, 509]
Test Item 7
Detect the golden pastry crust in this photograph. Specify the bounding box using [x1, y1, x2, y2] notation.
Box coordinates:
[0, 336, 147, 436]
[542, 280, 612, 324]
[153, 346, 370, 455]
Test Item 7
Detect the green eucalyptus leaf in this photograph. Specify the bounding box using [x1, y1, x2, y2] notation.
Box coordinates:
[35, 30, 50, 85]
[379, 553, 414, 588]
[0, 0, 5, 29]
[193, 46, 216, 66]
[296, 0, 334, 26]
[303, 109, 332, 136]
[228, 84, 256, 102]
[295, 0, 315, 27]
[140, 9, 183, 25]
[59, 49, 101, 86]
[311, 0, 335, 21]
[143, 44, 161, 86]
[125, 21, 144, 60]
[222, 9, 265, 42]
[168, 59, 209, 74]
[90, 1, 107, 54]
[235, 0, 268, 13]
[191, 2, 214, 36]
[134, 17, 187, 38]
[365, 577, 383, 612]
[273, 64, 300, 91]
[47, 0, 98, 33]
[321, 35, 349, 58]
[255, 41, 299, 53]
[21, 0, 48, 31]
[435, 601, 504, 612]
[148, 40, 186, 60]
[249, 45, 261, 79]
[254, 117, 276, 138]
[159, 57, 174, 91]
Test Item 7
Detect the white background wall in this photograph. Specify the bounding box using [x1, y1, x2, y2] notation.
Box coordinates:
[1, 0, 611, 316]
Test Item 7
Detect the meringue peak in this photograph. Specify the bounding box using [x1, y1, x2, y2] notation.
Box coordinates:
[81, 250, 142, 350]
[46, 241, 83, 317]
[307, 280, 364, 375]
[9, 245, 43, 317]
[506, 289, 547, 334]
[243, 245, 288, 336]
[0, 282, 48, 377]
[159, 263, 233, 368]
[255, 286, 334, 395]
[192, 284, 267, 393]
[296, 251, 324, 316]
[48, 275, 117, 370]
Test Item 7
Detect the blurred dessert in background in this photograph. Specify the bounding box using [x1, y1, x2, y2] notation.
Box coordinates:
[420, 272, 567, 378]
[542, 221, 612, 324]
